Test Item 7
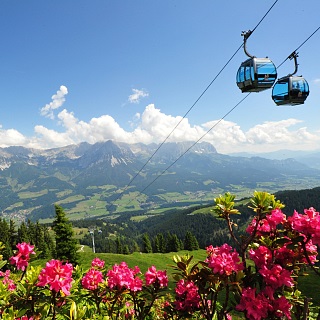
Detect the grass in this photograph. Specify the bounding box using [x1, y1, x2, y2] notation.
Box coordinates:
[77, 250, 320, 307]
[27, 249, 320, 319]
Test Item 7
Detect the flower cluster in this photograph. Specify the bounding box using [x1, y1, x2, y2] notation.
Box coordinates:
[9, 242, 35, 271]
[236, 287, 292, 320]
[145, 265, 168, 288]
[288, 207, 320, 244]
[205, 243, 243, 276]
[107, 261, 143, 292]
[91, 257, 105, 269]
[174, 279, 200, 313]
[246, 208, 286, 235]
[241, 205, 318, 319]
[37, 259, 73, 295]
[82, 268, 103, 291]
[259, 264, 294, 289]
[0, 270, 16, 291]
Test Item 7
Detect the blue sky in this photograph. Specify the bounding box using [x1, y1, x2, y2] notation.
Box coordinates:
[0, 0, 319, 154]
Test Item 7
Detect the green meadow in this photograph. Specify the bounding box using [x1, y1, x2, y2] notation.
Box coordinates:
[31, 247, 317, 307]
[28, 247, 320, 319]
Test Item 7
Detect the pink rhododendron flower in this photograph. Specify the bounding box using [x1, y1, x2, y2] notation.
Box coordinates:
[174, 279, 200, 313]
[124, 301, 135, 317]
[247, 209, 286, 236]
[91, 257, 105, 269]
[37, 259, 73, 295]
[205, 243, 243, 276]
[236, 287, 272, 320]
[259, 264, 294, 289]
[288, 208, 320, 244]
[107, 262, 143, 292]
[266, 208, 286, 229]
[145, 265, 168, 288]
[302, 238, 318, 263]
[82, 268, 103, 290]
[273, 296, 292, 320]
[249, 245, 272, 268]
[274, 237, 318, 267]
[9, 242, 35, 271]
[0, 270, 16, 291]
[246, 217, 271, 235]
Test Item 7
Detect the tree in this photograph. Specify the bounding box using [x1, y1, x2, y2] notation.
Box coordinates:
[184, 231, 199, 251]
[8, 220, 17, 250]
[43, 227, 55, 258]
[35, 222, 49, 259]
[142, 233, 152, 253]
[115, 237, 123, 254]
[167, 233, 181, 252]
[52, 205, 79, 265]
[154, 233, 166, 253]
[17, 222, 30, 244]
[122, 244, 130, 255]
[0, 219, 12, 260]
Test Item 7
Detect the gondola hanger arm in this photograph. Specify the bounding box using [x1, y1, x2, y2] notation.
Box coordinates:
[287, 51, 299, 77]
[241, 30, 255, 59]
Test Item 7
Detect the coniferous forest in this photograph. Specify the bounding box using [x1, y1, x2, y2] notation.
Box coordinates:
[1, 186, 320, 259]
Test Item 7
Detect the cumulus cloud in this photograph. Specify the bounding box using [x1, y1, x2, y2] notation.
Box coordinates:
[128, 88, 148, 104]
[29, 104, 320, 153]
[1, 103, 320, 153]
[40, 85, 68, 119]
[0, 127, 28, 147]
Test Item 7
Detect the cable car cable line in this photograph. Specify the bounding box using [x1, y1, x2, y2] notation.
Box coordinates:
[106, 42, 244, 212]
[276, 25, 320, 69]
[122, 93, 251, 208]
[250, 0, 279, 34]
[105, 0, 279, 212]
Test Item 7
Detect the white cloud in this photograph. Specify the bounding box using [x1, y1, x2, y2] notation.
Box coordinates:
[40, 85, 68, 119]
[1, 103, 320, 154]
[128, 88, 148, 104]
[0, 128, 28, 147]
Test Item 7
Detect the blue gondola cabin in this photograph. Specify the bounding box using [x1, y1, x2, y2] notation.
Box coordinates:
[236, 57, 277, 93]
[272, 75, 309, 106]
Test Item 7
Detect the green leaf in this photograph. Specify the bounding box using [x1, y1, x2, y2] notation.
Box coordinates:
[70, 300, 77, 320]
[0, 260, 7, 269]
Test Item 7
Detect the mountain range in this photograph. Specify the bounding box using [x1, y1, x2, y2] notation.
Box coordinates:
[1, 140, 319, 221]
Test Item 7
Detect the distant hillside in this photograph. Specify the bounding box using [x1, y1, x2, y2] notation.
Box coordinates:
[275, 186, 320, 214]
[75, 186, 320, 254]
[229, 149, 320, 170]
[0, 140, 320, 221]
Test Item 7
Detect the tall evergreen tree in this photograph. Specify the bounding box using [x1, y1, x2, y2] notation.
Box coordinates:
[43, 227, 56, 258]
[122, 244, 130, 255]
[184, 231, 199, 251]
[142, 233, 152, 253]
[27, 219, 36, 243]
[35, 222, 49, 259]
[17, 222, 30, 243]
[52, 205, 79, 265]
[167, 233, 181, 252]
[0, 219, 11, 260]
[115, 237, 123, 254]
[154, 233, 166, 253]
[131, 240, 140, 253]
[9, 220, 17, 250]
